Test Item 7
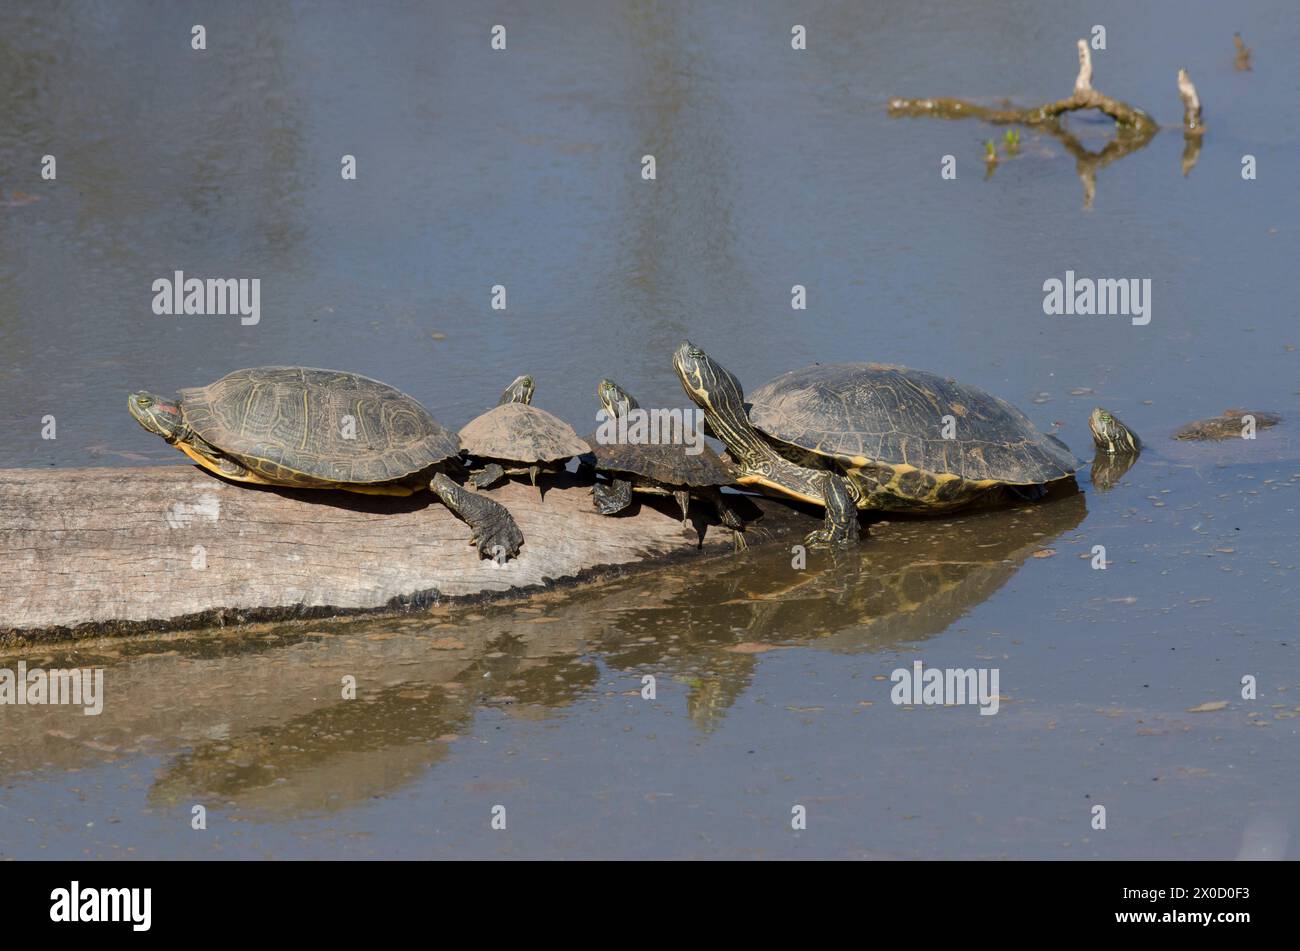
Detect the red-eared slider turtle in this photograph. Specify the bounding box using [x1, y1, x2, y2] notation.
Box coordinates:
[1173, 408, 1281, 441]
[588, 379, 744, 534]
[459, 375, 590, 494]
[128, 366, 523, 560]
[673, 342, 1081, 547]
[1086, 407, 1143, 490]
[1088, 406, 1286, 490]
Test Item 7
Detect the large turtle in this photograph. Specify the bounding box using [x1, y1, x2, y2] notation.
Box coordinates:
[128, 366, 523, 560]
[458, 375, 591, 494]
[672, 342, 1081, 547]
[587, 378, 744, 535]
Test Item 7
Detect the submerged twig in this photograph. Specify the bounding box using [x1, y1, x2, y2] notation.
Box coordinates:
[1177, 68, 1203, 133]
[1176, 68, 1204, 177]
[1234, 33, 1252, 71]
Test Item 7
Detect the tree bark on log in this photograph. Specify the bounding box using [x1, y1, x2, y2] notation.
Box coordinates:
[0, 465, 819, 644]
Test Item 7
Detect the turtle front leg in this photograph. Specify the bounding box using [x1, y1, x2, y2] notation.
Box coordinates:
[701, 487, 747, 550]
[593, 478, 633, 516]
[431, 472, 524, 561]
[469, 463, 506, 490]
[803, 473, 860, 548]
[702, 487, 745, 531]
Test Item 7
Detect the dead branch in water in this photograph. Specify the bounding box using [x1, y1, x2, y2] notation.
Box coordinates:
[1177, 68, 1204, 133]
[1176, 67, 1204, 176]
[889, 40, 1158, 136]
[1234, 33, 1252, 71]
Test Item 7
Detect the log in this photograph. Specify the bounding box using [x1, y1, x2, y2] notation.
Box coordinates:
[0, 465, 820, 644]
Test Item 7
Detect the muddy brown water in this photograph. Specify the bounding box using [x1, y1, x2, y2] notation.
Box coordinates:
[0, 1, 1297, 858]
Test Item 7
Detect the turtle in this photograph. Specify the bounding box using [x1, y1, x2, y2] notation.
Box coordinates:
[458, 375, 591, 494]
[587, 378, 745, 535]
[1173, 408, 1281, 441]
[1086, 407, 1143, 490]
[1088, 405, 1286, 490]
[128, 366, 523, 561]
[672, 341, 1082, 547]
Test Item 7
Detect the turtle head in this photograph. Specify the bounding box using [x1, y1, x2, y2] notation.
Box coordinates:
[128, 392, 186, 442]
[597, 378, 639, 418]
[673, 341, 745, 418]
[1089, 407, 1142, 455]
[498, 375, 535, 406]
[673, 341, 779, 472]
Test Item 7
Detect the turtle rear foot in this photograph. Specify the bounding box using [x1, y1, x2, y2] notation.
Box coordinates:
[593, 479, 632, 516]
[469, 463, 506, 490]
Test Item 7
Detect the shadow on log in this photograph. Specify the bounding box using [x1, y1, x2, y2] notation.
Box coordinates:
[0, 465, 820, 643]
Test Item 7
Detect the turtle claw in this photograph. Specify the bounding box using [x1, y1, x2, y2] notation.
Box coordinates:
[802, 524, 858, 549]
[474, 519, 524, 563]
[673, 489, 691, 523]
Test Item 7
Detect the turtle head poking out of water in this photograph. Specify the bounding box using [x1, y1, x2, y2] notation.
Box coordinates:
[1087, 407, 1142, 491]
[1088, 407, 1142, 455]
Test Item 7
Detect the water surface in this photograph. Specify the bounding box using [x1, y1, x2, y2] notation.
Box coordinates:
[1, 0, 1297, 858]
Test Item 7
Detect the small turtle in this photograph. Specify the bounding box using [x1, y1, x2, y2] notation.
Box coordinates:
[1174, 408, 1281, 441]
[128, 366, 523, 560]
[587, 379, 744, 536]
[1086, 407, 1143, 490]
[673, 341, 1082, 547]
[459, 375, 590, 494]
[1089, 406, 1287, 490]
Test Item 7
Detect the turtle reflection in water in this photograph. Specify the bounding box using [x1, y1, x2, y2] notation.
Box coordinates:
[598, 491, 1087, 731]
[128, 366, 523, 560]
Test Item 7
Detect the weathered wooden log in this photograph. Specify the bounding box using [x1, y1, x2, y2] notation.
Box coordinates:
[0, 465, 819, 643]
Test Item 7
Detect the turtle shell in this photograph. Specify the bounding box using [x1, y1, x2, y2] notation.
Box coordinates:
[459, 402, 590, 463]
[179, 367, 459, 485]
[1173, 409, 1282, 441]
[747, 363, 1080, 485]
[587, 435, 735, 488]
